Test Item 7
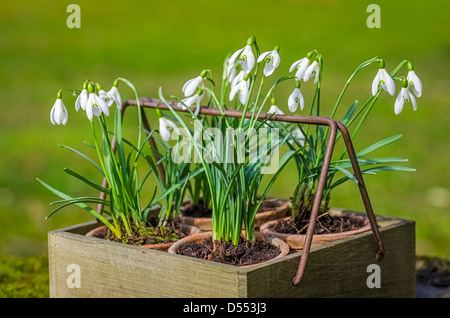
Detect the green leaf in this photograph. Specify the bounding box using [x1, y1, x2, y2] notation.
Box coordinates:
[356, 134, 403, 157]
[59, 145, 105, 177]
[63, 168, 110, 194]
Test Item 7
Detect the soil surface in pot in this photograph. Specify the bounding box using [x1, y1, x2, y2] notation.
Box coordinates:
[91, 216, 187, 246]
[181, 199, 286, 218]
[178, 237, 281, 266]
[269, 211, 367, 235]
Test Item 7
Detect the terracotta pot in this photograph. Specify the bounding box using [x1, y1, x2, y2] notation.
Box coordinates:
[85, 223, 202, 252]
[167, 231, 290, 267]
[260, 209, 372, 250]
[179, 198, 290, 231]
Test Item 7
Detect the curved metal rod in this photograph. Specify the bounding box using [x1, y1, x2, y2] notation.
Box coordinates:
[98, 97, 383, 286]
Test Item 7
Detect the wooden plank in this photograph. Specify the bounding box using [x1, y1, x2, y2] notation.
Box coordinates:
[48, 213, 415, 298]
[245, 217, 415, 297]
[49, 227, 247, 297]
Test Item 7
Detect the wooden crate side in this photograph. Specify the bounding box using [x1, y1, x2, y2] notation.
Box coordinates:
[49, 230, 247, 298]
[245, 219, 415, 298]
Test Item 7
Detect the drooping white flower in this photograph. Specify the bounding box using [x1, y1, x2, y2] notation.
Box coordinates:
[394, 79, 417, 115]
[178, 89, 205, 116]
[182, 75, 204, 97]
[267, 105, 284, 115]
[98, 87, 115, 107]
[50, 95, 68, 125]
[289, 56, 311, 81]
[75, 87, 88, 111]
[230, 70, 244, 89]
[229, 44, 255, 74]
[372, 60, 395, 96]
[159, 117, 180, 142]
[303, 60, 320, 83]
[229, 78, 250, 105]
[257, 46, 281, 77]
[288, 82, 305, 112]
[108, 85, 122, 109]
[406, 70, 423, 97]
[85, 84, 109, 121]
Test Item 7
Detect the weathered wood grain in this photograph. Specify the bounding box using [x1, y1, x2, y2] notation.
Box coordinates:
[48, 210, 415, 298]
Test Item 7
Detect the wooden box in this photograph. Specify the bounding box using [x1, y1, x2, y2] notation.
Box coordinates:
[48, 209, 415, 298]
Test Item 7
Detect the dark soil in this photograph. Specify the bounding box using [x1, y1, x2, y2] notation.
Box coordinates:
[178, 237, 281, 266]
[270, 212, 367, 235]
[180, 198, 284, 218]
[91, 216, 186, 246]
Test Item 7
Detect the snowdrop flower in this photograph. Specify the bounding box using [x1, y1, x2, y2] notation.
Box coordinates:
[394, 78, 417, 115]
[182, 70, 207, 97]
[303, 60, 320, 83]
[75, 81, 89, 111]
[229, 75, 250, 105]
[50, 91, 68, 125]
[257, 46, 281, 77]
[85, 83, 109, 121]
[372, 59, 395, 96]
[178, 88, 205, 116]
[108, 80, 122, 108]
[230, 70, 244, 89]
[97, 83, 115, 107]
[267, 97, 284, 115]
[289, 52, 313, 81]
[156, 108, 180, 142]
[288, 80, 305, 112]
[229, 36, 256, 74]
[406, 62, 423, 97]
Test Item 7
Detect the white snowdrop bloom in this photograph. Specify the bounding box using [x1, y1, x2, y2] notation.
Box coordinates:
[229, 44, 255, 74]
[159, 117, 180, 142]
[50, 96, 68, 125]
[406, 70, 423, 98]
[75, 83, 88, 111]
[182, 75, 204, 97]
[289, 56, 311, 81]
[288, 85, 305, 112]
[107, 85, 122, 108]
[98, 88, 115, 107]
[257, 46, 281, 77]
[230, 70, 245, 89]
[178, 89, 205, 116]
[371, 60, 395, 96]
[267, 105, 284, 115]
[394, 79, 417, 115]
[229, 78, 250, 105]
[85, 85, 109, 121]
[303, 60, 320, 83]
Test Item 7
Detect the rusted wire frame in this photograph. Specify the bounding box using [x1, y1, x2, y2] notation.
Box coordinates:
[97, 97, 384, 286]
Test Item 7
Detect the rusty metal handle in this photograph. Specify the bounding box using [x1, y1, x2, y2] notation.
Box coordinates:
[97, 97, 384, 286]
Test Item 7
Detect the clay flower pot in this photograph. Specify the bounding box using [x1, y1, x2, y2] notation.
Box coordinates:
[179, 198, 290, 231]
[260, 208, 372, 250]
[85, 223, 202, 252]
[167, 231, 290, 267]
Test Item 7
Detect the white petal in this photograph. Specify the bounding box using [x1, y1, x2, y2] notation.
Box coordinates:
[268, 105, 284, 115]
[231, 71, 244, 88]
[371, 69, 381, 96]
[380, 69, 395, 96]
[257, 51, 271, 63]
[407, 70, 423, 97]
[50, 104, 56, 125]
[241, 45, 255, 74]
[264, 63, 275, 77]
[272, 51, 281, 68]
[86, 94, 95, 121]
[288, 88, 304, 112]
[75, 89, 87, 111]
[289, 58, 304, 73]
[159, 118, 170, 141]
[229, 47, 244, 66]
[108, 86, 122, 108]
[303, 61, 318, 82]
[238, 83, 249, 105]
[229, 85, 239, 102]
[394, 91, 404, 115]
[183, 76, 202, 97]
[94, 94, 109, 116]
[409, 90, 417, 111]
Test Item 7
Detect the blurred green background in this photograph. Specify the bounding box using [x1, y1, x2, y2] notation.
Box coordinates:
[0, 0, 449, 267]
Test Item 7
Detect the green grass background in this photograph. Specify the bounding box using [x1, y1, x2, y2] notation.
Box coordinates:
[0, 0, 449, 296]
